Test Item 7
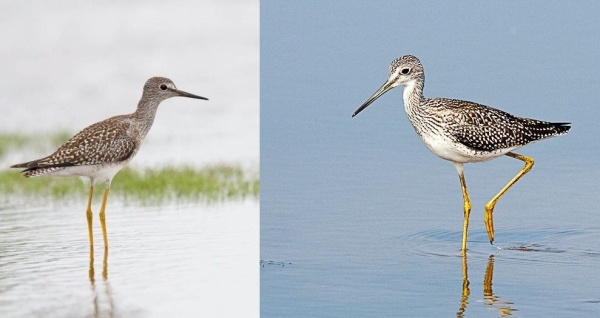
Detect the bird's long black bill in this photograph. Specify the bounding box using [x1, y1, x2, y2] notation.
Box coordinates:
[173, 89, 209, 100]
[352, 80, 394, 117]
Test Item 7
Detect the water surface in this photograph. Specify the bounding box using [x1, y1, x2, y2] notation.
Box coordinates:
[261, 1, 600, 317]
[1, 199, 258, 317]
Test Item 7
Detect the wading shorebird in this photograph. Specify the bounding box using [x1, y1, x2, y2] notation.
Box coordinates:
[352, 55, 570, 253]
[11, 77, 208, 249]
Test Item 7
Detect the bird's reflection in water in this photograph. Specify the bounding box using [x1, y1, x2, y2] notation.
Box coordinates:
[456, 255, 470, 318]
[457, 254, 518, 317]
[89, 246, 114, 318]
[483, 255, 517, 317]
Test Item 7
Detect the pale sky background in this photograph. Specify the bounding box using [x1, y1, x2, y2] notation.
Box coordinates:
[1, 0, 259, 169]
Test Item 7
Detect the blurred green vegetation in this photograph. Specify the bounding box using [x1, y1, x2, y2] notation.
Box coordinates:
[0, 133, 30, 157]
[2, 165, 259, 203]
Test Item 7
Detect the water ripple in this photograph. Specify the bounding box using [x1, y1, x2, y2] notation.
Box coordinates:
[385, 226, 600, 266]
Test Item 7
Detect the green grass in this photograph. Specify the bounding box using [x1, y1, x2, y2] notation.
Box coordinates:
[1, 165, 259, 203]
[115, 165, 259, 202]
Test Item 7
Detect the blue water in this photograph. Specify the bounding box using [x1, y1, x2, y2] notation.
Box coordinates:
[261, 1, 600, 317]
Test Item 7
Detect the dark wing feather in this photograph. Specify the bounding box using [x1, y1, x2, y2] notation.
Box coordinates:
[440, 99, 570, 152]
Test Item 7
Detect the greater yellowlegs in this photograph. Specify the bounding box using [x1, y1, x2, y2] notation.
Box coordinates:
[11, 77, 208, 249]
[352, 55, 570, 253]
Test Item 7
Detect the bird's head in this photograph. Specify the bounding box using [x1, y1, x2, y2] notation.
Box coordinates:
[352, 55, 423, 117]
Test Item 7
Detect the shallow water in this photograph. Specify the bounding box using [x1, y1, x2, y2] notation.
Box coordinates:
[261, 146, 600, 317]
[0, 199, 258, 317]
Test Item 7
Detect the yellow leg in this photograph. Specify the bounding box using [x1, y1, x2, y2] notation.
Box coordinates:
[458, 170, 472, 254]
[484, 152, 534, 244]
[86, 185, 94, 248]
[99, 187, 110, 249]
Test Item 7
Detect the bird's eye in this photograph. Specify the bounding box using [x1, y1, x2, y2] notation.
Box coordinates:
[159, 84, 168, 90]
[401, 68, 410, 75]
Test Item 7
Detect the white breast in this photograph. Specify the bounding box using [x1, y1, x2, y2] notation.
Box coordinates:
[416, 128, 518, 163]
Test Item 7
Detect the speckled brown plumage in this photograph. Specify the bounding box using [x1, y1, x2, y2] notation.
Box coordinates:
[12, 117, 138, 177]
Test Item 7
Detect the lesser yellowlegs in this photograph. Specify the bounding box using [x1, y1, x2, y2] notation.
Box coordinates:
[11, 77, 208, 249]
[352, 55, 570, 253]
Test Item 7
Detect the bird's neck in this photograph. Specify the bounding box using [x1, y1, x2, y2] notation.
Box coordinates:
[402, 78, 425, 115]
[134, 98, 161, 121]
[132, 98, 161, 136]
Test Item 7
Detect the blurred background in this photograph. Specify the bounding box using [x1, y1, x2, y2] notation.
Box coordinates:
[0, 1, 258, 317]
[0, 0, 258, 169]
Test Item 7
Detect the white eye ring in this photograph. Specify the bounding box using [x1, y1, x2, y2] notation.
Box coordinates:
[159, 84, 168, 90]
[401, 68, 410, 75]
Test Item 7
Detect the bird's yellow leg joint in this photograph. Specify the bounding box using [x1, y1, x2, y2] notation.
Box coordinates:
[86, 185, 94, 248]
[458, 172, 471, 254]
[484, 152, 534, 244]
[99, 188, 110, 249]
